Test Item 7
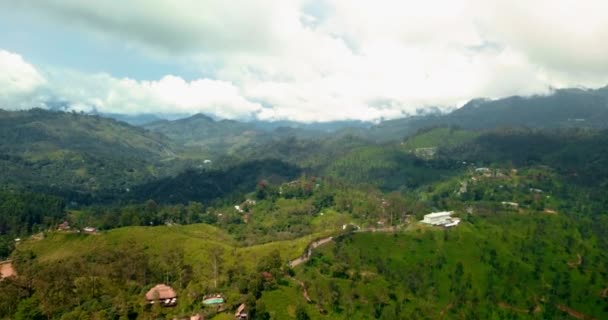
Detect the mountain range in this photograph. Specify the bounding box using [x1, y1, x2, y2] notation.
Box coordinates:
[1, 85, 608, 200]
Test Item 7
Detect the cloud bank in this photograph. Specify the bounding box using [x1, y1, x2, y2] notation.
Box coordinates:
[1, 0, 607, 122]
[0, 51, 264, 119]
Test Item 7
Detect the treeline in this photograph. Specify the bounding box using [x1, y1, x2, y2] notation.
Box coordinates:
[326, 145, 462, 191]
[0, 190, 65, 258]
[438, 128, 608, 186]
[129, 159, 301, 204]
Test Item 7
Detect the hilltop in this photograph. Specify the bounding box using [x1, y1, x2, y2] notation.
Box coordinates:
[355, 86, 608, 142]
[0, 109, 179, 193]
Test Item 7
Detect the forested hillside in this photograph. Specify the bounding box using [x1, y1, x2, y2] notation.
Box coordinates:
[0, 109, 181, 193]
[3, 93, 608, 319]
[355, 86, 608, 142]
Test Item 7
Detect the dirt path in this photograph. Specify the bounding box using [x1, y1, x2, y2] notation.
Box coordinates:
[288, 277, 312, 303]
[289, 236, 334, 268]
[557, 304, 596, 320]
[288, 225, 405, 268]
[0, 260, 16, 279]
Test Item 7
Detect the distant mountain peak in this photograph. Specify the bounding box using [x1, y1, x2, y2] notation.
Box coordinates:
[189, 113, 215, 122]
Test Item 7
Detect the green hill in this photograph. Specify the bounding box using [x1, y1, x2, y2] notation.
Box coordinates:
[401, 127, 480, 151]
[0, 109, 179, 193]
[4, 223, 329, 319]
[0, 109, 174, 160]
[353, 86, 608, 142]
[144, 114, 269, 156]
[265, 213, 608, 319]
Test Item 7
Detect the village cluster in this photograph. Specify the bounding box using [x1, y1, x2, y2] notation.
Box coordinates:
[143, 284, 248, 320]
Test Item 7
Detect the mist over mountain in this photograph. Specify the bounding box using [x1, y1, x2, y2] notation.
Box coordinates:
[358, 86, 608, 141]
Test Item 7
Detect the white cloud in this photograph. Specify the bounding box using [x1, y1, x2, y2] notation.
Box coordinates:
[474, 0, 608, 77]
[100, 75, 262, 117]
[56, 73, 265, 119]
[2, 0, 608, 121]
[0, 50, 46, 109]
[0, 51, 264, 119]
[6, 0, 302, 56]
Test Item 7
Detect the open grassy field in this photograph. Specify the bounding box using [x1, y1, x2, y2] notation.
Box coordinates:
[18, 223, 335, 272]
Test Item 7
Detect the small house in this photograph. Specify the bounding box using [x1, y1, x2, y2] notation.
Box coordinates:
[83, 227, 97, 234]
[421, 211, 460, 228]
[501, 201, 519, 208]
[243, 199, 256, 206]
[145, 284, 177, 307]
[0, 261, 16, 280]
[422, 211, 453, 225]
[235, 304, 248, 319]
[58, 221, 71, 231]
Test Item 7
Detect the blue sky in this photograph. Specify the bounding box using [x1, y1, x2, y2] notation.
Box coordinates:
[1, 0, 607, 122]
[0, 9, 201, 80]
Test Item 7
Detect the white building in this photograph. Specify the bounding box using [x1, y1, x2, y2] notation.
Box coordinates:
[421, 211, 460, 227]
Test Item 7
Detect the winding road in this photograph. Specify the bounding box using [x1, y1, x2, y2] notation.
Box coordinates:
[288, 225, 404, 268]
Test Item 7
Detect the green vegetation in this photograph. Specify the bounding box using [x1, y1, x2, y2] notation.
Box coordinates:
[401, 127, 480, 151]
[0, 189, 64, 258]
[287, 213, 608, 319]
[3, 102, 608, 319]
[327, 144, 459, 190]
[1, 223, 324, 319]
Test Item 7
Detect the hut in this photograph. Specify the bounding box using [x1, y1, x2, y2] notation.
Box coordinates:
[145, 284, 177, 306]
[235, 304, 247, 319]
[58, 221, 71, 231]
[0, 261, 16, 280]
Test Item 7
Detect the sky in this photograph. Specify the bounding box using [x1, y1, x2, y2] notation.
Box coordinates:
[0, 0, 607, 122]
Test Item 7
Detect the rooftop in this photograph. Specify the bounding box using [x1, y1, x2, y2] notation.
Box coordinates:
[145, 284, 177, 301]
[424, 211, 453, 218]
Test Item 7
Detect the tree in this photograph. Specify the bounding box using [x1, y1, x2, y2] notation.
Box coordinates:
[386, 192, 407, 225]
[210, 247, 224, 289]
[296, 305, 311, 320]
[329, 280, 342, 312]
[256, 250, 283, 276]
[14, 296, 44, 320]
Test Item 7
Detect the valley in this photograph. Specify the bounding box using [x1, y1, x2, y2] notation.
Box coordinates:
[1, 89, 608, 319]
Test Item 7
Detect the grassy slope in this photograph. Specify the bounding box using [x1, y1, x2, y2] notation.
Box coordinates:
[19, 223, 333, 272]
[261, 214, 608, 319]
[401, 127, 480, 150]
